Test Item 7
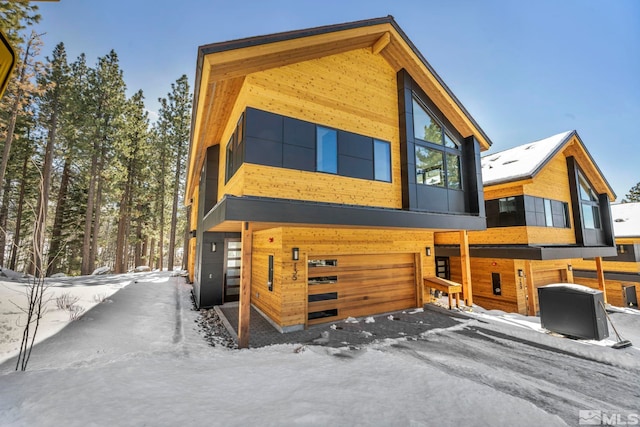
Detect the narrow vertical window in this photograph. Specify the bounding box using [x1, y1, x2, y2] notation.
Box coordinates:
[225, 134, 235, 183]
[267, 255, 274, 292]
[374, 139, 391, 182]
[316, 127, 337, 174]
[446, 153, 461, 189]
[544, 199, 553, 226]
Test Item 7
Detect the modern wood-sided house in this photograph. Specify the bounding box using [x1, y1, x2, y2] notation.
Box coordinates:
[184, 16, 493, 345]
[572, 202, 640, 308]
[435, 130, 617, 315]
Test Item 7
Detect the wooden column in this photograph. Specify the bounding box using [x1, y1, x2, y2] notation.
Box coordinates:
[525, 260, 536, 316]
[238, 221, 253, 349]
[595, 256, 608, 304]
[459, 230, 472, 306]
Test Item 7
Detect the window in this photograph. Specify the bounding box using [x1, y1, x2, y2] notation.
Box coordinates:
[487, 195, 569, 228]
[578, 171, 601, 229]
[316, 127, 337, 174]
[544, 199, 553, 226]
[225, 114, 245, 183]
[412, 96, 461, 190]
[374, 140, 391, 182]
[499, 197, 517, 214]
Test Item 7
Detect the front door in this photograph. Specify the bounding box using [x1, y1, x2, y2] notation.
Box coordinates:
[223, 238, 241, 302]
[436, 257, 450, 280]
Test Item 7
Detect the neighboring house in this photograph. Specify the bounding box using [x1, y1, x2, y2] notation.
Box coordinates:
[572, 202, 640, 308]
[435, 130, 616, 315]
[184, 17, 493, 345]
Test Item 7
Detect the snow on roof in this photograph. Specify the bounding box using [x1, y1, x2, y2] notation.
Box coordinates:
[611, 202, 640, 238]
[481, 130, 574, 186]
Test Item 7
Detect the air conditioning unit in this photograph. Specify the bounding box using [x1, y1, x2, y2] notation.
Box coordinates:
[538, 284, 608, 340]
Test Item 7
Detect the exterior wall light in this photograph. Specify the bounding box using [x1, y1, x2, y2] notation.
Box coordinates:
[567, 265, 572, 271]
[292, 247, 300, 261]
[211, 242, 217, 252]
[426, 247, 432, 256]
[518, 269, 524, 277]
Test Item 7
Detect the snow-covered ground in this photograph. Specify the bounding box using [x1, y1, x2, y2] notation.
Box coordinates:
[0, 271, 142, 364]
[0, 271, 639, 426]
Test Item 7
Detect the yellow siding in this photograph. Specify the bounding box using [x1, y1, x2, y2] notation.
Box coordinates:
[251, 227, 434, 328]
[218, 48, 402, 208]
[572, 276, 639, 308]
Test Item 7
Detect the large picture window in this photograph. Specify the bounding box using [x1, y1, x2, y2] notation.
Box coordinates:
[412, 96, 461, 190]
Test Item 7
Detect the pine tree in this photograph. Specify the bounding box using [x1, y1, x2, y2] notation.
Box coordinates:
[625, 182, 640, 203]
[80, 51, 125, 275]
[114, 90, 149, 273]
[165, 75, 191, 271]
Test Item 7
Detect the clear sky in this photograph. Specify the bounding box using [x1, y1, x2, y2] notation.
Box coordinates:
[35, 0, 640, 199]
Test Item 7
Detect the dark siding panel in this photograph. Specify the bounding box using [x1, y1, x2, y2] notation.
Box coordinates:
[338, 155, 374, 180]
[448, 190, 466, 213]
[283, 117, 315, 149]
[244, 136, 283, 167]
[245, 108, 283, 142]
[416, 185, 448, 212]
[338, 131, 373, 160]
[283, 144, 315, 172]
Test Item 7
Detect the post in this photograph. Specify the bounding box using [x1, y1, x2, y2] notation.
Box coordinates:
[459, 230, 472, 306]
[238, 221, 253, 348]
[595, 256, 608, 304]
[525, 260, 536, 316]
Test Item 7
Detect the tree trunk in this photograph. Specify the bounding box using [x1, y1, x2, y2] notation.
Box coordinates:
[134, 220, 143, 267]
[10, 153, 30, 271]
[114, 181, 131, 274]
[0, 179, 11, 267]
[90, 161, 104, 272]
[167, 141, 183, 271]
[182, 205, 190, 270]
[46, 157, 70, 276]
[81, 141, 99, 275]
[31, 108, 58, 276]
[148, 237, 155, 270]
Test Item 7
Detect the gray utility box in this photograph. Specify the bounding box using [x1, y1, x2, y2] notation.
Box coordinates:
[538, 284, 609, 340]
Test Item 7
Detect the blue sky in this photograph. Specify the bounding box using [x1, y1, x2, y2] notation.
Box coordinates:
[36, 0, 639, 199]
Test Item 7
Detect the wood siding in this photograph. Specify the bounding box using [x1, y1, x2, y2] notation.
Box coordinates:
[251, 227, 434, 328]
[446, 257, 572, 315]
[572, 276, 640, 308]
[218, 48, 402, 209]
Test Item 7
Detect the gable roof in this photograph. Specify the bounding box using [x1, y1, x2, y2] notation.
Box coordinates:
[611, 202, 640, 238]
[480, 130, 616, 200]
[481, 130, 573, 186]
[186, 16, 493, 202]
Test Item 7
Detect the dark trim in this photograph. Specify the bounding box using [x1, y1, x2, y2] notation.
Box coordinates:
[573, 269, 640, 284]
[435, 244, 617, 260]
[203, 195, 486, 231]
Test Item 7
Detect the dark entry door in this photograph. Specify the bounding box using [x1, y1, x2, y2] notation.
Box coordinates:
[436, 257, 450, 280]
[223, 238, 241, 302]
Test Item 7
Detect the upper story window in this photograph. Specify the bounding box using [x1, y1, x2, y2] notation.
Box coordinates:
[225, 114, 245, 183]
[578, 171, 601, 229]
[374, 140, 391, 182]
[412, 96, 461, 190]
[316, 127, 338, 174]
[486, 195, 570, 228]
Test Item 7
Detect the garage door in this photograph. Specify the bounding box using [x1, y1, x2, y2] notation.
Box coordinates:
[307, 253, 417, 325]
[532, 269, 567, 314]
